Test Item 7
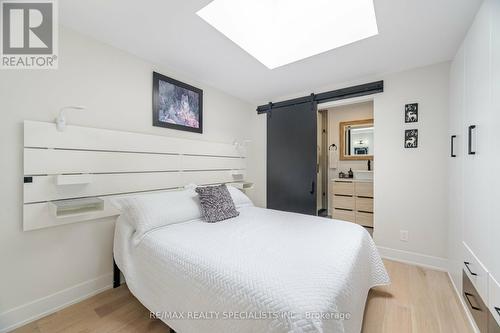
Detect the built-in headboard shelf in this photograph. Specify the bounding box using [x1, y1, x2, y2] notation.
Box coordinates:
[23, 121, 247, 231]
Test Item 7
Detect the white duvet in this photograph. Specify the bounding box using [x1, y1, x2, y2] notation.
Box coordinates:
[114, 206, 389, 333]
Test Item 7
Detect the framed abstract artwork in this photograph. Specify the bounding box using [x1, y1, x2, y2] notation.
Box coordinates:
[152, 72, 203, 133]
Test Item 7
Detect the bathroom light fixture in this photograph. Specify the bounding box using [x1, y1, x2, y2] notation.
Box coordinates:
[55, 106, 86, 131]
[351, 127, 374, 132]
[197, 0, 378, 69]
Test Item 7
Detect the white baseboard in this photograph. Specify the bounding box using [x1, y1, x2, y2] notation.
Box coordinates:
[377, 246, 448, 271]
[447, 271, 480, 333]
[0, 273, 113, 333]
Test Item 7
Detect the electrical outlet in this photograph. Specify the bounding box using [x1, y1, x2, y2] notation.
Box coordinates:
[400, 230, 409, 242]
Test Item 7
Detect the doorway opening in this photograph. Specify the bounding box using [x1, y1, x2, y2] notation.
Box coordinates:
[317, 109, 328, 217]
[317, 97, 375, 235]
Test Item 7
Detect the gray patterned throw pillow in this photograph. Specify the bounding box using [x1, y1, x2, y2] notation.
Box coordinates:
[195, 184, 239, 223]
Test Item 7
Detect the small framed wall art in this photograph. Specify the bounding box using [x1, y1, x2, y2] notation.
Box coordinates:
[405, 129, 418, 148]
[405, 103, 418, 123]
[152, 72, 203, 133]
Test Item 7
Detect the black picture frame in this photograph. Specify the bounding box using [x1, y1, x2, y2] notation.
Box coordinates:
[152, 71, 203, 133]
[405, 103, 418, 123]
[405, 129, 418, 148]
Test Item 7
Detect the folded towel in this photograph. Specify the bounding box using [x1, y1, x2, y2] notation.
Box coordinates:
[329, 149, 338, 169]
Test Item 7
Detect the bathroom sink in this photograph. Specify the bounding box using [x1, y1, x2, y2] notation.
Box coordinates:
[353, 170, 373, 180]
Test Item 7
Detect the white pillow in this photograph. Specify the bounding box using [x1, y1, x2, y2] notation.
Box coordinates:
[183, 183, 254, 209]
[226, 185, 254, 208]
[114, 188, 202, 240]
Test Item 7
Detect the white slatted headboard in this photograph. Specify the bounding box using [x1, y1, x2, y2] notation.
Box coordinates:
[23, 121, 246, 231]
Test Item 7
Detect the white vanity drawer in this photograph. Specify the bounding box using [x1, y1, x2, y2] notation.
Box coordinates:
[463, 242, 489, 302]
[332, 195, 355, 210]
[355, 211, 373, 227]
[355, 197, 373, 213]
[489, 274, 500, 327]
[354, 182, 373, 197]
[332, 181, 354, 195]
[332, 209, 355, 222]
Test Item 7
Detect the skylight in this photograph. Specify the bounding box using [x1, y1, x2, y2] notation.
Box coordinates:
[197, 0, 378, 69]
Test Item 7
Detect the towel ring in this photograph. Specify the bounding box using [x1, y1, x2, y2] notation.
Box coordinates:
[329, 144, 337, 151]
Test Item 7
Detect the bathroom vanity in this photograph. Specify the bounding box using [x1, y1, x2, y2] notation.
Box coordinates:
[331, 178, 373, 229]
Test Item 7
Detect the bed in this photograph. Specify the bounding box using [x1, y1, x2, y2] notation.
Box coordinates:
[113, 187, 389, 333]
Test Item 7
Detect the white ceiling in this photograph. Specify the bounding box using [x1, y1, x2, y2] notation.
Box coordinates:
[60, 0, 482, 105]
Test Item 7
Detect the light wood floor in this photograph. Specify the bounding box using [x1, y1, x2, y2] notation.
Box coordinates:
[12, 260, 472, 333]
[361, 260, 472, 333]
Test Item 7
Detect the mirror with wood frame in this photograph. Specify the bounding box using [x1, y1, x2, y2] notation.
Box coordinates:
[339, 119, 374, 160]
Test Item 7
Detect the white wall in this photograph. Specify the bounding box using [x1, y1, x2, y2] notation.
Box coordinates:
[325, 101, 374, 214]
[0, 27, 259, 331]
[246, 114, 267, 208]
[373, 63, 450, 263]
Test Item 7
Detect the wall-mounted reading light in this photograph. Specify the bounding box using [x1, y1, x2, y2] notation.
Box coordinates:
[232, 139, 253, 190]
[55, 106, 86, 131]
[233, 139, 252, 157]
[233, 139, 252, 150]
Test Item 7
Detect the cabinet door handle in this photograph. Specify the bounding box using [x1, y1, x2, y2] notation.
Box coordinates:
[451, 135, 457, 157]
[464, 292, 482, 311]
[310, 181, 315, 195]
[468, 125, 476, 155]
[464, 262, 478, 276]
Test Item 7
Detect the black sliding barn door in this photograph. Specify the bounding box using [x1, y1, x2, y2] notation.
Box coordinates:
[267, 102, 317, 215]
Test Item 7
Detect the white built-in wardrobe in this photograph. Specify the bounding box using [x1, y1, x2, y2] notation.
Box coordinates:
[448, 0, 500, 331]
